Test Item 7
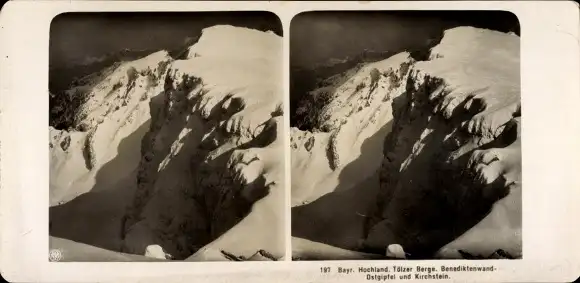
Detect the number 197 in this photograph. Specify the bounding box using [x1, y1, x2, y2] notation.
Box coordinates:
[320, 267, 331, 273]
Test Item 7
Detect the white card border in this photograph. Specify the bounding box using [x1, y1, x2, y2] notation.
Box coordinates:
[0, 1, 579, 282]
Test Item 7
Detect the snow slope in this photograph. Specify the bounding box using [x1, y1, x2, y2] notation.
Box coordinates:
[50, 236, 164, 262]
[292, 237, 383, 260]
[50, 25, 284, 261]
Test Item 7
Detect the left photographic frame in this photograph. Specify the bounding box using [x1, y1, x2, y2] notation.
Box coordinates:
[48, 11, 286, 262]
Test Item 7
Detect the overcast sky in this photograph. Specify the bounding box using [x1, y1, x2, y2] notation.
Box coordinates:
[50, 11, 519, 74]
[291, 11, 520, 68]
[50, 12, 282, 69]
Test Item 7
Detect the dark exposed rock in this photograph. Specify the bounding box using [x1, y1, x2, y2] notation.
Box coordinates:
[60, 135, 71, 151]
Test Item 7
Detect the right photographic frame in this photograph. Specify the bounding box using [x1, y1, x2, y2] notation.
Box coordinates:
[290, 10, 521, 261]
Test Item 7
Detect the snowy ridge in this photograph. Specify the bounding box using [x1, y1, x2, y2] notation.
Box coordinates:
[316, 52, 413, 131]
[73, 51, 172, 130]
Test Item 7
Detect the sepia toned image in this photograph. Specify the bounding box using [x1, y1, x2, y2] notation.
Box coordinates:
[2, 0, 580, 282]
[290, 11, 522, 260]
[48, 12, 285, 262]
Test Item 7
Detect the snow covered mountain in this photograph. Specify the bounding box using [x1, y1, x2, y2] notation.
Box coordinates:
[49, 25, 284, 261]
[49, 24, 521, 261]
[291, 26, 521, 260]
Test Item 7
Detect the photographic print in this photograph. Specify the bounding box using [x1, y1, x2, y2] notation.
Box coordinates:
[2, 1, 580, 282]
[290, 11, 522, 260]
[48, 12, 285, 262]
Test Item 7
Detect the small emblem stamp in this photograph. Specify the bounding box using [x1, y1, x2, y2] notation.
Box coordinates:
[49, 249, 63, 262]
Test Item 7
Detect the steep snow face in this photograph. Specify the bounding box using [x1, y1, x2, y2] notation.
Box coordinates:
[186, 117, 285, 261]
[291, 54, 415, 206]
[120, 25, 284, 260]
[364, 27, 521, 258]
